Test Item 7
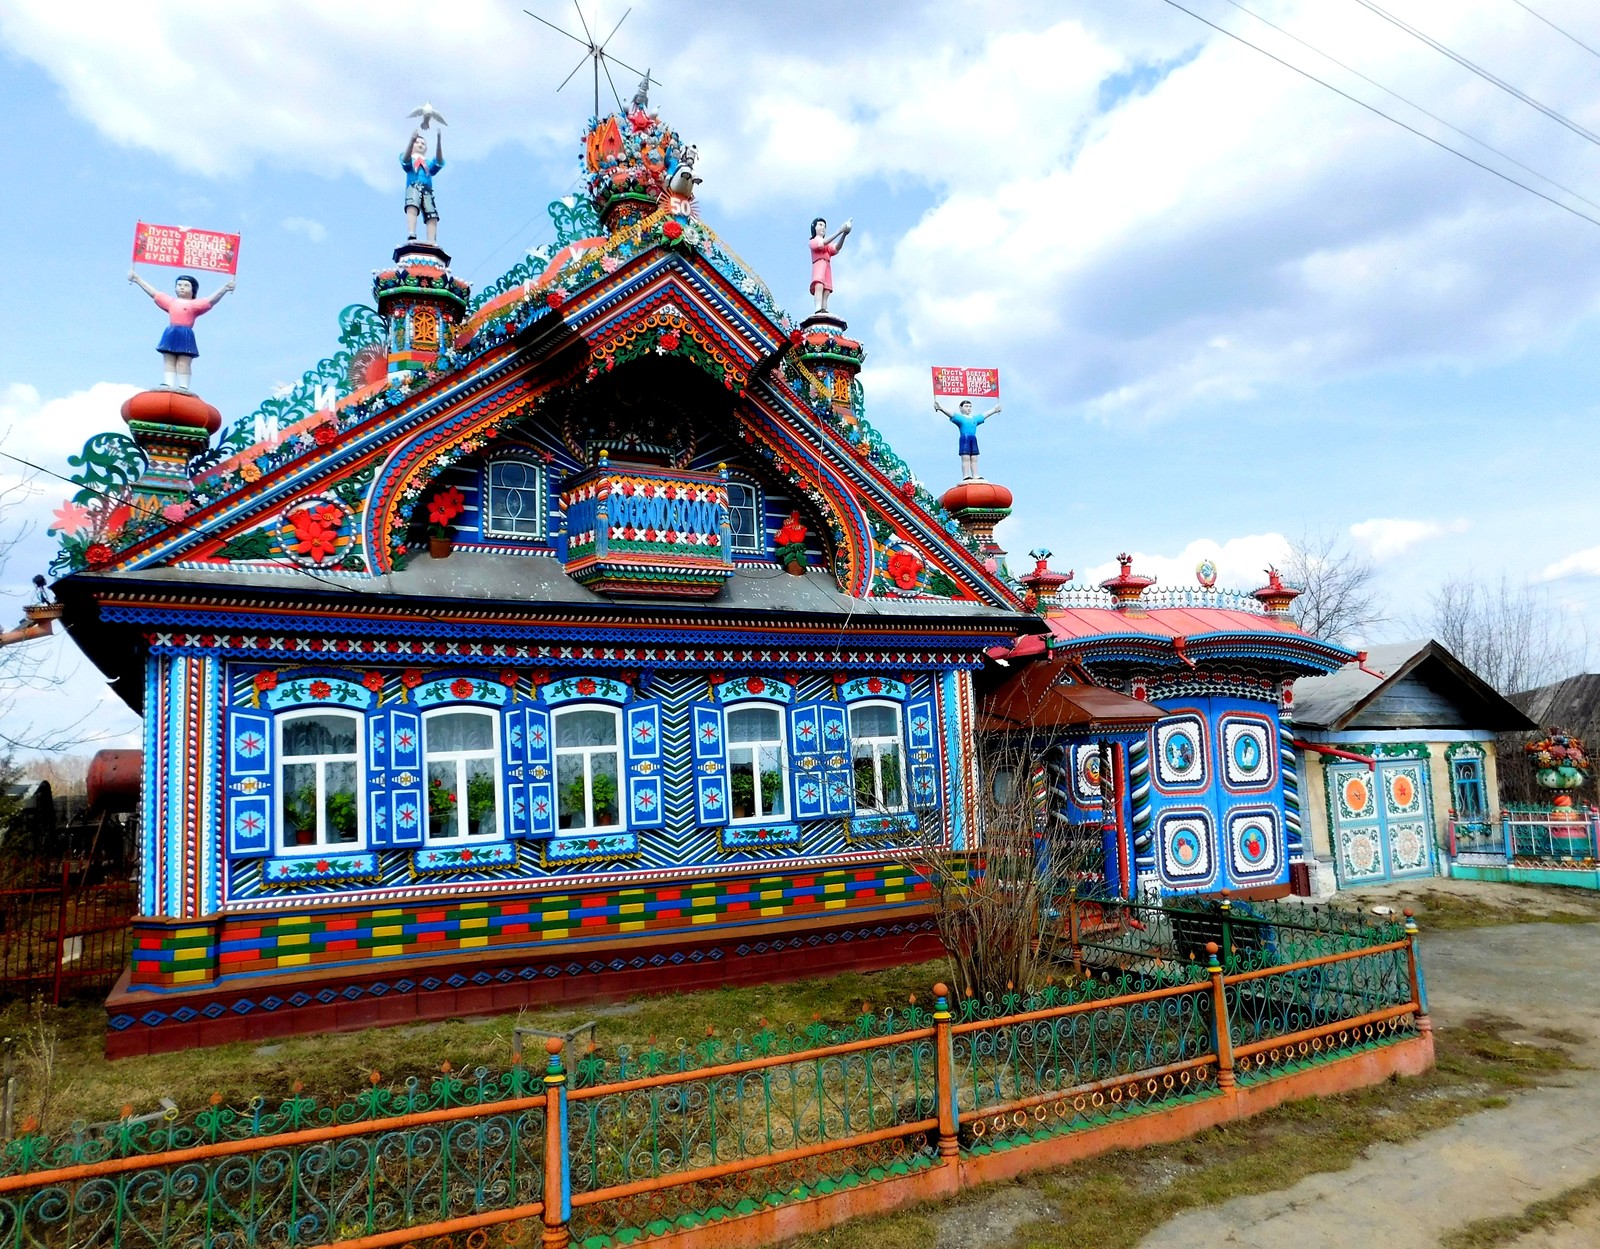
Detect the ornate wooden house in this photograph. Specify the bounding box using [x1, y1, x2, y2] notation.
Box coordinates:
[985, 555, 1354, 900]
[51, 105, 1033, 1055]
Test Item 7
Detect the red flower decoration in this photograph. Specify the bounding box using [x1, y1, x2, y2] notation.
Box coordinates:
[887, 549, 923, 590]
[587, 839, 599, 851]
[288, 502, 345, 563]
[788, 329, 803, 348]
[313, 423, 337, 446]
[309, 680, 333, 700]
[427, 487, 466, 528]
[546, 290, 567, 309]
[662, 219, 685, 241]
[84, 542, 113, 568]
[401, 669, 425, 689]
[867, 676, 883, 694]
[316, 859, 330, 872]
[460, 848, 473, 861]
[362, 671, 385, 692]
[450, 677, 476, 699]
[531, 669, 552, 686]
[746, 676, 766, 694]
[576, 677, 598, 696]
[659, 331, 681, 351]
[499, 669, 518, 687]
[254, 670, 279, 692]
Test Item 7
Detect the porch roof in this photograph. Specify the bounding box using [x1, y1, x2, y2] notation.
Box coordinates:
[979, 658, 1166, 733]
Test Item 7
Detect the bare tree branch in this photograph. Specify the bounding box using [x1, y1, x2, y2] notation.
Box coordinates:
[1284, 528, 1387, 644]
[1421, 574, 1588, 695]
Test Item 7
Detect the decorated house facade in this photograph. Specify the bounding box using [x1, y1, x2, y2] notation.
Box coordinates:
[985, 556, 1355, 900]
[53, 104, 1033, 1055]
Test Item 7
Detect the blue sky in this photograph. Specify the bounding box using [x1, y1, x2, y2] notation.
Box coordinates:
[3, 0, 1599, 753]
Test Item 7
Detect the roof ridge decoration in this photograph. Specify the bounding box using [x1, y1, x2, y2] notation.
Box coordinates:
[51, 102, 1018, 611]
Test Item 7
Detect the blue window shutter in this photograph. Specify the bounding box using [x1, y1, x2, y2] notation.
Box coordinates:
[525, 706, 555, 839]
[367, 711, 392, 848]
[690, 701, 730, 827]
[819, 703, 855, 817]
[226, 710, 273, 858]
[502, 704, 528, 838]
[906, 695, 942, 811]
[388, 709, 424, 848]
[789, 702, 828, 821]
[625, 699, 665, 830]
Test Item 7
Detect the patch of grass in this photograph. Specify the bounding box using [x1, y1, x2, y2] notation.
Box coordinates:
[1441, 1174, 1600, 1249]
[1355, 886, 1600, 931]
[6, 958, 949, 1130]
[779, 1017, 1578, 1249]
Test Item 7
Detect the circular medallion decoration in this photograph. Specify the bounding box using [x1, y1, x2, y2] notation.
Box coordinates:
[1342, 775, 1369, 815]
[1348, 831, 1379, 875]
[1391, 824, 1426, 872]
[279, 495, 352, 568]
[1232, 733, 1261, 772]
[1164, 732, 1196, 773]
[1083, 751, 1103, 789]
[1389, 773, 1416, 809]
[1170, 826, 1203, 869]
[1196, 558, 1218, 588]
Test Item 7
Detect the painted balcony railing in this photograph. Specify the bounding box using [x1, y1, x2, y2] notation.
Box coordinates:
[1447, 808, 1600, 864]
[0, 919, 1428, 1249]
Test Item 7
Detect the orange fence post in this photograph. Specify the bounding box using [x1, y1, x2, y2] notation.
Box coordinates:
[1207, 942, 1234, 1090]
[542, 1037, 570, 1249]
[933, 983, 959, 1161]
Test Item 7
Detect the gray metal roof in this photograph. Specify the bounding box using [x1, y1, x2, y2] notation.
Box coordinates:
[1289, 638, 1533, 732]
[71, 551, 1038, 629]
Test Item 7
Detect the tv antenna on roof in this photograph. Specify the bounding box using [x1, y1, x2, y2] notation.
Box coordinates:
[524, 2, 659, 119]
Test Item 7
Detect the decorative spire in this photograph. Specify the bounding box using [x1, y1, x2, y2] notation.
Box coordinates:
[1018, 548, 1071, 613]
[1100, 552, 1155, 608]
[1252, 566, 1301, 616]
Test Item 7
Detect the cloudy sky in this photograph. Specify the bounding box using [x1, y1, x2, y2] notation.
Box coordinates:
[2, 0, 1599, 754]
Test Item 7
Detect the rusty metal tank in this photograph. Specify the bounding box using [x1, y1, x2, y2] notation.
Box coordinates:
[86, 749, 142, 813]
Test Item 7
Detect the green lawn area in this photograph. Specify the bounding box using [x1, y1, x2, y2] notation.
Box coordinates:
[5, 957, 949, 1132]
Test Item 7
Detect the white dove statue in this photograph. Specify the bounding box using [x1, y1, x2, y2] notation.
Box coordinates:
[407, 102, 449, 130]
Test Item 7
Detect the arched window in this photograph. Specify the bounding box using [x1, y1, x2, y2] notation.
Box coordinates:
[849, 701, 906, 812]
[728, 705, 787, 822]
[554, 706, 622, 830]
[484, 457, 547, 539]
[724, 481, 764, 554]
[424, 709, 501, 840]
[279, 711, 362, 851]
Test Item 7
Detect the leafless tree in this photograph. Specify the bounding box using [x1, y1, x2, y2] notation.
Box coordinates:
[1283, 529, 1387, 644]
[1422, 574, 1588, 695]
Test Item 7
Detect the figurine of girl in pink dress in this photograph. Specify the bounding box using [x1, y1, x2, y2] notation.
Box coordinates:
[127, 269, 236, 391]
[808, 216, 852, 315]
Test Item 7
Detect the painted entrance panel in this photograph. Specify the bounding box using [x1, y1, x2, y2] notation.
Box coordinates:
[1328, 759, 1434, 884]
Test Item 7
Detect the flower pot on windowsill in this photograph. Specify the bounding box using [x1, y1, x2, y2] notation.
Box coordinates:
[429, 533, 454, 560]
[294, 828, 315, 846]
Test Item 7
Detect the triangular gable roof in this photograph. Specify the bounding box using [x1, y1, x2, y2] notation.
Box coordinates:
[1289, 638, 1535, 732]
[53, 168, 1020, 615]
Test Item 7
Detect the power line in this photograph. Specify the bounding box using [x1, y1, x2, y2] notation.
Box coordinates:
[1349, 0, 1600, 148]
[1157, 0, 1600, 229]
[1509, 0, 1600, 62]
[0, 450, 363, 596]
[1220, 0, 1600, 214]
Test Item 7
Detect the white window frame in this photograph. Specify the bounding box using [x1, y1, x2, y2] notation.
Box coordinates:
[483, 455, 547, 540]
[850, 700, 907, 813]
[724, 480, 764, 555]
[553, 705, 624, 831]
[726, 703, 789, 824]
[276, 708, 364, 854]
[421, 707, 504, 842]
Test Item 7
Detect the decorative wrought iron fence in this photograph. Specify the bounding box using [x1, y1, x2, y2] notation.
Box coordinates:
[0, 854, 136, 1005]
[1446, 808, 1600, 865]
[0, 917, 1429, 1249]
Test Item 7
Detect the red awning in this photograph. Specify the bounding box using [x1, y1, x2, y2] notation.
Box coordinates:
[979, 659, 1165, 732]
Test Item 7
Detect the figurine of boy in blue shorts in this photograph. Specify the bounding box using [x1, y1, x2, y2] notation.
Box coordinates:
[401, 130, 445, 243]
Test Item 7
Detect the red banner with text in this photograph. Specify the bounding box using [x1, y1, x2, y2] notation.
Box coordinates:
[930, 366, 1000, 399]
[131, 222, 241, 274]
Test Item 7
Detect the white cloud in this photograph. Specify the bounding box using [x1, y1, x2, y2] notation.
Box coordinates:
[1349, 517, 1469, 561]
[0, 381, 141, 499]
[1541, 547, 1600, 581]
[282, 216, 327, 243]
[1083, 533, 1291, 593]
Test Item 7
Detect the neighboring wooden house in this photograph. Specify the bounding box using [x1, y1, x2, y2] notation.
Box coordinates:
[1506, 674, 1600, 807]
[1289, 640, 1533, 889]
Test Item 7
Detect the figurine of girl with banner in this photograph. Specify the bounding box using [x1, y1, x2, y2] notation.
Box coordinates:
[127, 268, 236, 391]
